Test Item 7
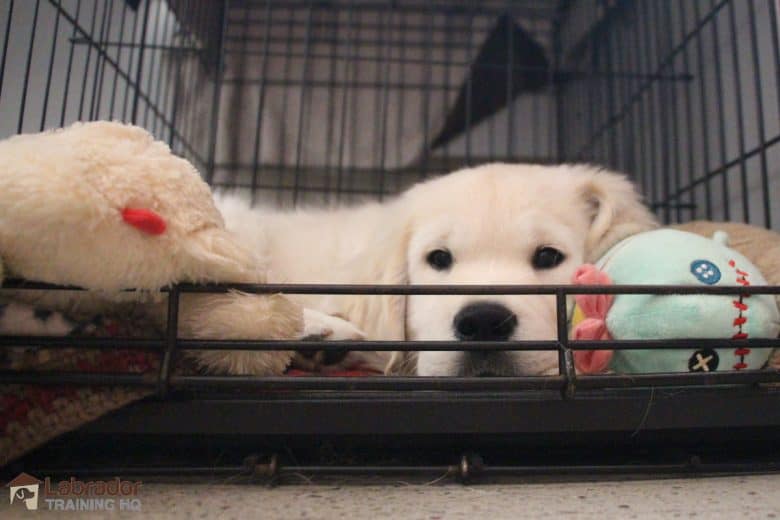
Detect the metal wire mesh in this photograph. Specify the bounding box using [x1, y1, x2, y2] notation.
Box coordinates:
[2, 0, 780, 476]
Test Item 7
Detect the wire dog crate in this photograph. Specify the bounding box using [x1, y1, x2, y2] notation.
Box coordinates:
[2, 0, 780, 481]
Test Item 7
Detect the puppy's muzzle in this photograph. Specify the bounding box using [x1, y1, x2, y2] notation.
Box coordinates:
[454, 302, 518, 377]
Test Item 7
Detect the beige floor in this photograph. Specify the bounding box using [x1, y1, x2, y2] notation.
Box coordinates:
[3, 474, 780, 519]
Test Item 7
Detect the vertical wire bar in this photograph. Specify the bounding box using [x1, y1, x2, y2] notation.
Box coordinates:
[556, 290, 575, 400]
[650, 0, 671, 223]
[60, 0, 83, 126]
[141, 0, 164, 128]
[553, 11, 565, 162]
[292, 4, 314, 206]
[151, 0, 175, 135]
[640, 0, 659, 214]
[661, 0, 683, 223]
[371, 5, 386, 198]
[274, 8, 295, 204]
[769, 0, 780, 184]
[748, 0, 772, 228]
[250, 1, 273, 206]
[121, 0, 142, 121]
[440, 10, 452, 170]
[40, 1, 63, 130]
[323, 5, 339, 204]
[603, 4, 617, 169]
[693, 0, 714, 220]
[679, 2, 698, 220]
[394, 10, 407, 193]
[335, 2, 357, 204]
[178, 0, 206, 161]
[377, 6, 392, 201]
[709, 0, 731, 221]
[584, 31, 596, 161]
[158, 286, 180, 399]
[130, 0, 152, 124]
[506, 9, 515, 159]
[89, 0, 113, 121]
[726, 0, 749, 222]
[77, 0, 100, 120]
[108, 0, 129, 118]
[346, 11, 360, 200]
[464, 11, 474, 165]
[0, 0, 14, 101]
[630, 2, 649, 199]
[164, 0, 185, 147]
[206, 0, 228, 184]
[615, 7, 631, 175]
[18, 0, 41, 134]
[419, 4, 434, 179]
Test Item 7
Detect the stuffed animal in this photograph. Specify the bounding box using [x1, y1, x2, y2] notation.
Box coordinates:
[0, 121, 334, 375]
[571, 229, 780, 374]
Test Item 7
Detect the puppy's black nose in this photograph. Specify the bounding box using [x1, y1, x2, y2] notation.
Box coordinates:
[454, 302, 517, 341]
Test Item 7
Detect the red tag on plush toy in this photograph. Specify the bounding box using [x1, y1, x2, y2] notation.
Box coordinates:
[121, 208, 167, 235]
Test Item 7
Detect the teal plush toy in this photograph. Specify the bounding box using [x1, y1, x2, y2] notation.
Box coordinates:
[571, 229, 780, 374]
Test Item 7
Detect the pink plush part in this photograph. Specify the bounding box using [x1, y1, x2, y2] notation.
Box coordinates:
[572, 264, 615, 374]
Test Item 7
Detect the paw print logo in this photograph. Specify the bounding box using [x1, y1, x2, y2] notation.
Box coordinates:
[690, 259, 721, 285]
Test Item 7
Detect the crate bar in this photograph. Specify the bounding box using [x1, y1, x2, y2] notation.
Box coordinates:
[48, 0, 206, 164]
[39, 0, 62, 130]
[5, 279, 780, 295]
[205, 0, 228, 184]
[3, 372, 778, 391]
[80, 387, 780, 435]
[170, 283, 780, 296]
[665, 133, 780, 202]
[574, 0, 729, 160]
[238, 1, 557, 19]
[18, 0, 41, 133]
[1, 337, 776, 353]
[0, 0, 14, 100]
[28, 460, 780, 480]
[746, 0, 772, 228]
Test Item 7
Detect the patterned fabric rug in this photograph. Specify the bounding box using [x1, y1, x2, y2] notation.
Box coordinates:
[0, 302, 381, 466]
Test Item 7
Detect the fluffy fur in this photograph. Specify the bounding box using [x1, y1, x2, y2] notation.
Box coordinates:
[217, 163, 658, 376]
[0, 122, 363, 376]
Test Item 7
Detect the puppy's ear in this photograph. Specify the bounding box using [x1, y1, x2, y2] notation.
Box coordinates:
[580, 167, 658, 261]
[343, 216, 410, 344]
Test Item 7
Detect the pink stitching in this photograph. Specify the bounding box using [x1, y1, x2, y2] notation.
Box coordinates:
[728, 259, 750, 370]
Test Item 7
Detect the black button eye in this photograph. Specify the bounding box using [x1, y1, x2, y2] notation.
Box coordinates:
[532, 246, 565, 269]
[427, 249, 453, 270]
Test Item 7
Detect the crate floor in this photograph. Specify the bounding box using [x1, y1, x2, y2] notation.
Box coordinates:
[2, 475, 779, 519]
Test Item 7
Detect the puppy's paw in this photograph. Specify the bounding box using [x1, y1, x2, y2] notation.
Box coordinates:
[301, 309, 365, 341]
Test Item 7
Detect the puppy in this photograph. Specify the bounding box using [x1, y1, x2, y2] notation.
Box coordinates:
[216, 163, 657, 376]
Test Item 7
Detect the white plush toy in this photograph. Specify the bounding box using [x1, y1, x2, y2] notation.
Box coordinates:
[0, 121, 352, 375]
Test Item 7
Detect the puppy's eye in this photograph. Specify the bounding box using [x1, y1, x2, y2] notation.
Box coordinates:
[532, 246, 565, 269]
[426, 249, 453, 270]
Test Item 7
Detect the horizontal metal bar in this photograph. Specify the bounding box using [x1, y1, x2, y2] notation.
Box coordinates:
[174, 339, 560, 351]
[0, 336, 164, 349]
[5, 279, 780, 295]
[28, 459, 780, 480]
[81, 387, 780, 435]
[171, 283, 780, 296]
[3, 371, 777, 391]
[1, 337, 775, 352]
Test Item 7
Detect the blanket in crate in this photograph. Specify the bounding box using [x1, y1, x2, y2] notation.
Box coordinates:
[0, 301, 380, 466]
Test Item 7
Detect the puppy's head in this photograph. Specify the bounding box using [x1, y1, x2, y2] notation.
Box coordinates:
[388, 163, 657, 376]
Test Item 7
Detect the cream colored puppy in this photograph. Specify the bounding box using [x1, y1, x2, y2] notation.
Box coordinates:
[217, 163, 657, 376]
